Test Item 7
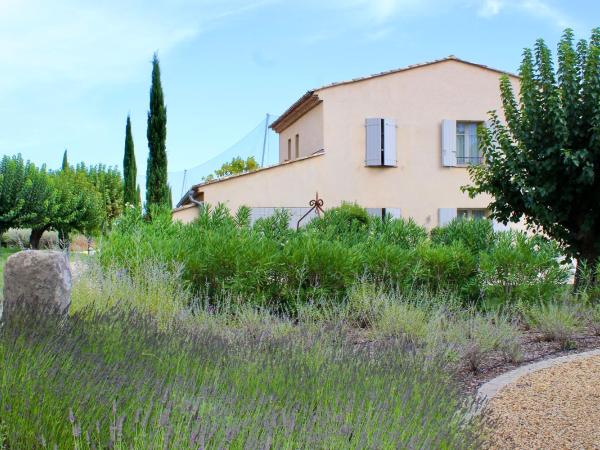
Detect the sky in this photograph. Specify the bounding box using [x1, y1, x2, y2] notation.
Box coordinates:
[0, 0, 598, 181]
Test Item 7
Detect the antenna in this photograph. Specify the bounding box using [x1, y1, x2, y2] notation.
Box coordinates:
[260, 113, 270, 167]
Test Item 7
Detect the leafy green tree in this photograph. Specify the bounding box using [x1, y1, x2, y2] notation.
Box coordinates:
[146, 53, 171, 210]
[465, 28, 600, 285]
[204, 156, 259, 181]
[31, 170, 104, 248]
[80, 163, 124, 230]
[123, 115, 139, 207]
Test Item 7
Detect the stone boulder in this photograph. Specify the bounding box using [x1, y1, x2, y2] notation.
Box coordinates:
[2, 250, 72, 320]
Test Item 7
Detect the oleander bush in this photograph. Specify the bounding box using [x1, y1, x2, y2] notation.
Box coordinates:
[99, 204, 570, 310]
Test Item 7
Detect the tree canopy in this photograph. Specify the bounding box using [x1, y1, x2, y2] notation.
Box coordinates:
[203, 156, 259, 182]
[0, 154, 124, 248]
[465, 28, 600, 282]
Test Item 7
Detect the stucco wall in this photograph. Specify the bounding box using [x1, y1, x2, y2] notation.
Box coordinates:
[278, 103, 324, 162]
[313, 59, 519, 227]
[172, 154, 327, 222]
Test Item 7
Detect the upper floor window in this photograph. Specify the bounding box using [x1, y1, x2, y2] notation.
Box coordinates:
[365, 118, 397, 167]
[287, 138, 291, 161]
[295, 134, 300, 158]
[456, 122, 482, 165]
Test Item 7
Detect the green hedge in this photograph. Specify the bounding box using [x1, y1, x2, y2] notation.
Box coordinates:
[100, 203, 569, 309]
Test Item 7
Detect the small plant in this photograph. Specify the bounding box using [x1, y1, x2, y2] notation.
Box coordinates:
[586, 303, 600, 336]
[373, 297, 431, 344]
[525, 301, 582, 349]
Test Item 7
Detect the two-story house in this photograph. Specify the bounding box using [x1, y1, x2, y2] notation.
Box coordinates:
[173, 56, 519, 229]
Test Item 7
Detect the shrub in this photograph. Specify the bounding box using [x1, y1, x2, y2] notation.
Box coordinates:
[415, 242, 478, 300]
[430, 218, 495, 255]
[371, 217, 428, 248]
[586, 304, 600, 336]
[0, 306, 481, 448]
[357, 241, 417, 289]
[307, 202, 370, 242]
[280, 235, 359, 304]
[374, 298, 431, 343]
[524, 301, 582, 349]
[479, 232, 569, 308]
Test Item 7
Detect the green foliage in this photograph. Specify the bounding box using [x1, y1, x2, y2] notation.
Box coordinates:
[415, 242, 478, 299]
[123, 115, 139, 207]
[465, 28, 600, 280]
[309, 202, 370, 239]
[0, 155, 53, 235]
[0, 154, 124, 247]
[61, 149, 68, 171]
[431, 218, 495, 255]
[479, 232, 569, 308]
[524, 301, 582, 349]
[203, 156, 259, 181]
[102, 203, 570, 309]
[0, 290, 480, 448]
[80, 163, 124, 230]
[146, 53, 171, 210]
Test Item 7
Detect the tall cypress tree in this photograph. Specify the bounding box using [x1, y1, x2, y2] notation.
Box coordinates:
[145, 53, 171, 210]
[61, 149, 69, 171]
[123, 115, 139, 207]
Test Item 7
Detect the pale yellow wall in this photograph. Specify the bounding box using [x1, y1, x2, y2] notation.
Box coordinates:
[174, 60, 521, 229]
[314, 59, 519, 227]
[172, 205, 201, 223]
[172, 154, 328, 222]
[278, 103, 324, 162]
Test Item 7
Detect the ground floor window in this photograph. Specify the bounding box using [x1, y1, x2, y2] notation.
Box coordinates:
[457, 208, 487, 220]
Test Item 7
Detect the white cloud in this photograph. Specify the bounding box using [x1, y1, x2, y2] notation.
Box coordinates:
[478, 0, 504, 17]
[0, 0, 270, 94]
[476, 0, 574, 29]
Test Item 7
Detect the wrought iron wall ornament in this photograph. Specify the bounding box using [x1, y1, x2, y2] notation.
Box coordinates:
[296, 192, 324, 230]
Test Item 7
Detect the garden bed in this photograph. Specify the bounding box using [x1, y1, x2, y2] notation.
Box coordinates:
[458, 329, 600, 395]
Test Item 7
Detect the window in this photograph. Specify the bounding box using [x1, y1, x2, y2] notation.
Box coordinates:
[287, 138, 291, 161]
[457, 208, 487, 220]
[295, 134, 300, 158]
[456, 122, 482, 165]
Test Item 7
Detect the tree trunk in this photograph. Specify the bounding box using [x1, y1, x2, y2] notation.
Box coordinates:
[29, 228, 45, 249]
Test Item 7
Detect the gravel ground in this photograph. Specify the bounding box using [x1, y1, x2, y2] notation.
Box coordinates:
[483, 355, 600, 449]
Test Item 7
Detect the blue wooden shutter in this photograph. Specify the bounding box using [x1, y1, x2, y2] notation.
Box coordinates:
[441, 120, 457, 167]
[383, 119, 397, 166]
[438, 208, 457, 226]
[365, 118, 382, 166]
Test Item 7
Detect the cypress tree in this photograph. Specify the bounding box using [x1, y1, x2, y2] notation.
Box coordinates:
[61, 149, 69, 171]
[145, 53, 171, 210]
[123, 115, 139, 206]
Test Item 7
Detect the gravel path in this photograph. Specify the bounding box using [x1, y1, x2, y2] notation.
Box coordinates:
[483, 354, 600, 449]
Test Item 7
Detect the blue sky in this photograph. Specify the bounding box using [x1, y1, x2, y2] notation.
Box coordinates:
[0, 0, 598, 178]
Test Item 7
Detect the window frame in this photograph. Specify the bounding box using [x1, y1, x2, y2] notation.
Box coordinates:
[457, 208, 488, 220]
[456, 121, 483, 166]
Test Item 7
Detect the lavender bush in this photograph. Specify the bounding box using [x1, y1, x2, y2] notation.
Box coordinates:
[0, 302, 482, 449]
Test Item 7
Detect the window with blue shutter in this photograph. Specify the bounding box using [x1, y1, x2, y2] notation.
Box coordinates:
[366, 118, 397, 167]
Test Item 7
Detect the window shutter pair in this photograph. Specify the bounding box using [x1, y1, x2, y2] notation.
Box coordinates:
[365, 118, 396, 167]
